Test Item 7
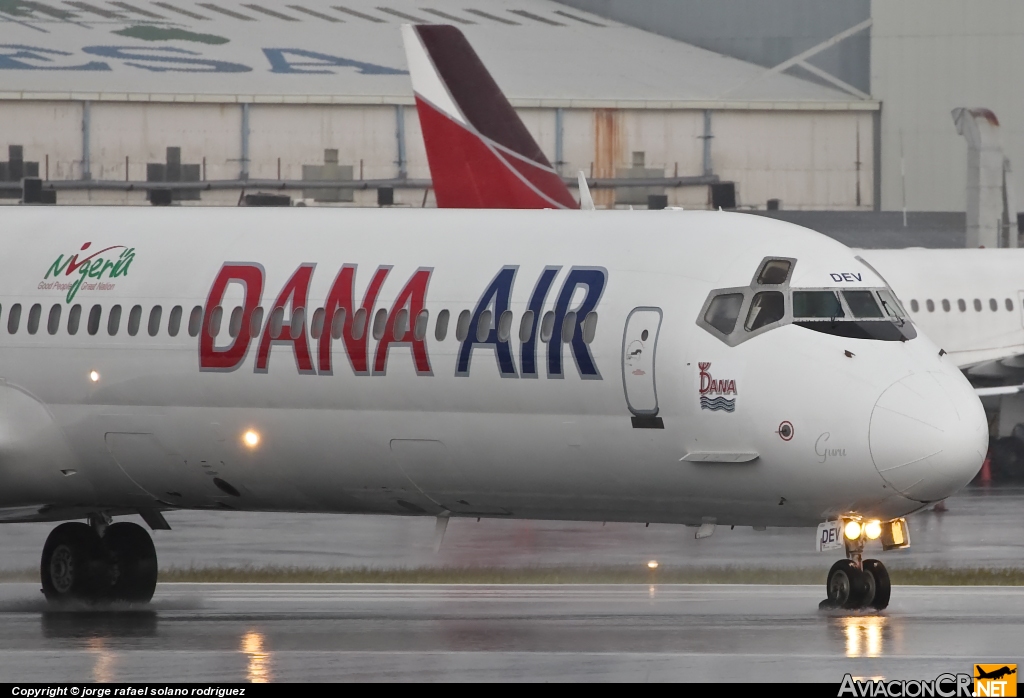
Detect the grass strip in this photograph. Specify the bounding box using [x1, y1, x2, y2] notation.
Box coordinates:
[3, 565, 1024, 585]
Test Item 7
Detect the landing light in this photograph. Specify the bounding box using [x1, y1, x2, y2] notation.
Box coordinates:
[647, 560, 659, 570]
[242, 429, 260, 448]
[89, 370, 100, 383]
[844, 521, 862, 540]
[864, 521, 882, 540]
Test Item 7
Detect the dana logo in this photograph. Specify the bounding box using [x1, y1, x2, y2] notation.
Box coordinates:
[975, 665, 1017, 697]
[699, 362, 737, 412]
[40, 242, 135, 303]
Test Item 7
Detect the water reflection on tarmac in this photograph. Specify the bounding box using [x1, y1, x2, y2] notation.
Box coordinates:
[0, 487, 1022, 681]
[0, 584, 1021, 682]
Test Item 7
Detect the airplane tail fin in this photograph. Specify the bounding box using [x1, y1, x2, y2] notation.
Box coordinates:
[401, 24, 578, 209]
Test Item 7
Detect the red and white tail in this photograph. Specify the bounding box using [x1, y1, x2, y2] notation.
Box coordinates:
[401, 24, 578, 210]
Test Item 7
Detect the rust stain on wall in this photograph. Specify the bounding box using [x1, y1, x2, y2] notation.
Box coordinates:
[593, 108, 623, 207]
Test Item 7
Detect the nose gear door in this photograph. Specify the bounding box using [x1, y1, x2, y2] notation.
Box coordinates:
[622, 307, 663, 416]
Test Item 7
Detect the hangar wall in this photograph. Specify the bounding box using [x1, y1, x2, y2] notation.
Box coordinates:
[0, 98, 874, 210]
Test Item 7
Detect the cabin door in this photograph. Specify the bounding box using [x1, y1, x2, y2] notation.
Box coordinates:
[621, 307, 663, 416]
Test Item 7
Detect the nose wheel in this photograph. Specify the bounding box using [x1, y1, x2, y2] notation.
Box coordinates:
[41, 520, 158, 605]
[821, 558, 891, 610]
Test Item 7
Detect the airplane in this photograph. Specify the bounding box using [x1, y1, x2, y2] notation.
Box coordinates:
[975, 666, 1017, 680]
[401, 23, 1024, 379]
[0, 205, 985, 613]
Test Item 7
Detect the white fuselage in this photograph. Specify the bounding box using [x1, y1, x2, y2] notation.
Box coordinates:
[0, 208, 986, 528]
[861, 249, 1024, 368]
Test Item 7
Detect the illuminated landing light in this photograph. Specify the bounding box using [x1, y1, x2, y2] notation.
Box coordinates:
[89, 370, 100, 383]
[242, 429, 260, 448]
[844, 520, 862, 540]
[647, 560, 659, 570]
[864, 521, 882, 540]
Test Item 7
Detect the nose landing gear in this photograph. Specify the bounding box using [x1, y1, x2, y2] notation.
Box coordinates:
[823, 558, 891, 610]
[819, 518, 900, 611]
[40, 518, 158, 605]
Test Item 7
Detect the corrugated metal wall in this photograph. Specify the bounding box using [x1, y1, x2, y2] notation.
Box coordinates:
[0, 100, 872, 210]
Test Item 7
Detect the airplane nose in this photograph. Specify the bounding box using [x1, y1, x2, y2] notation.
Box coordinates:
[869, 371, 987, 502]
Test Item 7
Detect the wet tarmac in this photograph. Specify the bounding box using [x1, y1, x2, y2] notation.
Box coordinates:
[0, 583, 1020, 682]
[2, 487, 1022, 574]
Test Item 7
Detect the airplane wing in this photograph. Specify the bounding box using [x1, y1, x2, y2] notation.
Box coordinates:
[400, 24, 579, 210]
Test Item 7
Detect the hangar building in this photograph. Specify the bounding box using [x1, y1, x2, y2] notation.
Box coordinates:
[0, 0, 877, 209]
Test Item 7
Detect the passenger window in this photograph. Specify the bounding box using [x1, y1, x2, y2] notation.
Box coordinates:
[844, 291, 885, 319]
[168, 306, 182, 337]
[67, 304, 81, 335]
[941, 299, 950, 312]
[290, 308, 305, 340]
[393, 308, 409, 340]
[127, 305, 142, 336]
[229, 306, 243, 338]
[87, 305, 101, 335]
[561, 311, 577, 342]
[372, 309, 387, 340]
[47, 304, 61, 335]
[793, 291, 844, 319]
[331, 308, 346, 340]
[990, 298, 998, 311]
[455, 310, 471, 342]
[497, 310, 513, 343]
[208, 306, 223, 337]
[745, 291, 785, 331]
[1007, 298, 1014, 311]
[8, 303, 21, 334]
[148, 306, 162, 336]
[475, 309, 492, 342]
[540, 311, 555, 342]
[583, 312, 598, 344]
[250, 307, 265, 338]
[877, 290, 907, 320]
[414, 309, 429, 341]
[107, 304, 122, 336]
[188, 306, 203, 337]
[926, 299, 935, 312]
[310, 308, 325, 340]
[268, 307, 284, 338]
[974, 299, 982, 311]
[757, 259, 791, 285]
[435, 309, 449, 341]
[957, 299, 966, 312]
[519, 310, 535, 343]
[704, 293, 743, 335]
[351, 308, 367, 340]
[910, 300, 919, 312]
[27, 303, 41, 335]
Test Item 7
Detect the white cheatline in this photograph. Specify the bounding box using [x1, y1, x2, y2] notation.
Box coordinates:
[400, 24, 468, 128]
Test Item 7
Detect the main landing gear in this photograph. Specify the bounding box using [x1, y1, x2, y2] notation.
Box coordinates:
[40, 516, 158, 605]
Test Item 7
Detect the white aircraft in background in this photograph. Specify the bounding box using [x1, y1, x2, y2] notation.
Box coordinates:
[0, 205, 984, 611]
[401, 23, 1024, 384]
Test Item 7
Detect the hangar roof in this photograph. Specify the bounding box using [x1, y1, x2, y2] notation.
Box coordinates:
[0, 0, 876, 109]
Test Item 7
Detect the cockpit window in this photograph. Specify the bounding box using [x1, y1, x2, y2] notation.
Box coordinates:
[843, 290, 884, 319]
[745, 291, 785, 331]
[793, 291, 844, 319]
[757, 259, 791, 285]
[698, 255, 915, 346]
[877, 289, 907, 320]
[704, 293, 743, 335]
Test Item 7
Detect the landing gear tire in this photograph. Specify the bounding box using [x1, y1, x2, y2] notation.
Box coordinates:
[863, 559, 891, 611]
[40, 522, 106, 603]
[104, 522, 158, 603]
[826, 559, 869, 609]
